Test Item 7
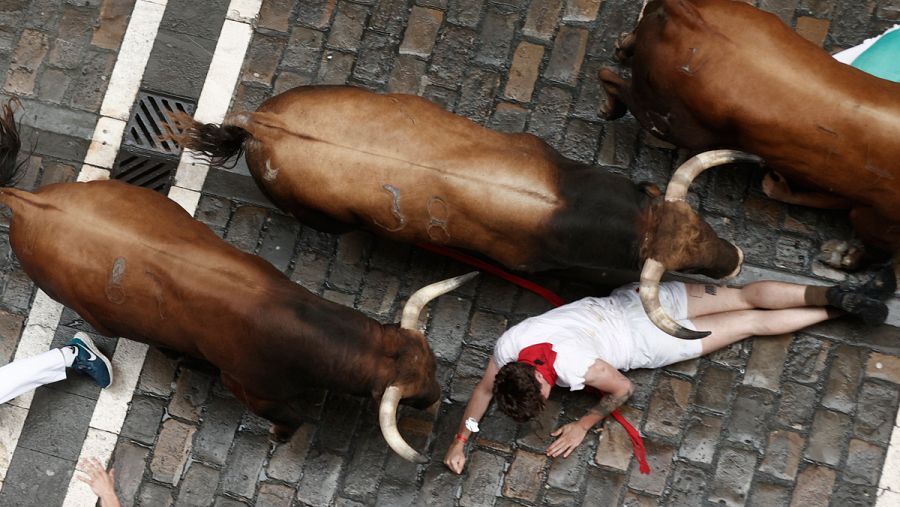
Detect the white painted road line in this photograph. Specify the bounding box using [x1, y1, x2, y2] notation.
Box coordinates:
[100, 0, 167, 121]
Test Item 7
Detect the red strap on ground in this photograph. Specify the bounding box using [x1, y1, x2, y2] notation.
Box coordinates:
[416, 242, 650, 474]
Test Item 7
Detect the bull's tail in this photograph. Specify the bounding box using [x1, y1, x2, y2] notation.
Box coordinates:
[0, 98, 26, 189]
[171, 112, 251, 168]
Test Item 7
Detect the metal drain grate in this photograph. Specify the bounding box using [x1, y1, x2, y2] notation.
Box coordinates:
[123, 91, 197, 155]
[111, 149, 178, 194]
[113, 91, 197, 193]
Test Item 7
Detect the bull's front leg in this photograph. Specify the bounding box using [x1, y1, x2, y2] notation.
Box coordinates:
[614, 31, 637, 63]
[220, 373, 303, 442]
[598, 68, 631, 120]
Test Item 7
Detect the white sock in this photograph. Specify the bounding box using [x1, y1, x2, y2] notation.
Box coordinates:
[60, 346, 78, 367]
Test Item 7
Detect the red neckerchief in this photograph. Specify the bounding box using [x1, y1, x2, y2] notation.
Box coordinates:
[517, 343, 558, 386]
[418, 242, 651, 475]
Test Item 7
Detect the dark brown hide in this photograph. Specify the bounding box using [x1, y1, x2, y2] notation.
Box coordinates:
[0, 180, 440, 449]
[600, 0, 900, 252]
[178, 85, 740, 284]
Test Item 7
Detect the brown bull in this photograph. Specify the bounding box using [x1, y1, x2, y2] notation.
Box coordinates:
[599, 0, 900, 271]
[0, 102, 476, 463]
[175, 85, 752, 339]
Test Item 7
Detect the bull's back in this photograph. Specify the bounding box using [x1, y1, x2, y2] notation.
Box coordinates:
[2, 181, 287, 357]
[634, 0, 900, 218]
[239, 86, 565, 269]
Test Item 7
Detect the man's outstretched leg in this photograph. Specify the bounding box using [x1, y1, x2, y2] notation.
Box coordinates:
[0, 332, 113, 404]
[685, 268, 894, 325]
[692, 306, 836, 355]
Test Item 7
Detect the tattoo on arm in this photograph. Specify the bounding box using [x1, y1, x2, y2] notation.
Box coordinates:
[704, 284, 717, 296]
[586, 386, 634, 420]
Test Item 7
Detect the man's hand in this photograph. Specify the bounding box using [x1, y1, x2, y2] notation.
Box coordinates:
[444, 440, 467, 474]
[77, 458, 121, 507]
[547, 422, 589, 458]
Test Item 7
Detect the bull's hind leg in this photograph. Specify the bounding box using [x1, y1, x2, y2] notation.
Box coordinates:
[220, 373, 302, 442]
[598, 68, 630, 120]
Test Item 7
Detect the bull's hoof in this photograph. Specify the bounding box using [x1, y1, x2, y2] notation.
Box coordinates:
[818, 239, 865, 270]
[614, 32, 636, 62]
[268, 424, 296, 443]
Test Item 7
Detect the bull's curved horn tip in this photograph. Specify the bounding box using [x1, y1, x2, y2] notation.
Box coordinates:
[379, 386, 428, 464]
[725, 244, 744, 279]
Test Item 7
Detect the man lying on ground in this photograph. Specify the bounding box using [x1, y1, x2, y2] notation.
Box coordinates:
[444, 270, 894, 473]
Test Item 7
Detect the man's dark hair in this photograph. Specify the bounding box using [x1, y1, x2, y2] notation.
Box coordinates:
[493, 361, 544, 422]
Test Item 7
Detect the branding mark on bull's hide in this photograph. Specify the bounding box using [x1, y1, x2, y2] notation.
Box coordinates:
[263, 160, 279, 182]
[426, 196, 450, 242]
[106, 257, 127, 304]
[373, 184, 407, 232]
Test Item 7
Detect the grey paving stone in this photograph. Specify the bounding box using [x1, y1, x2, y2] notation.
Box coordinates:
[139, 482, 175, 506]
[448, 0, 485, 27]
[725, 387, 776, 449]
[843, 438, 885, 486]
[150, 419, 196, 486]
[267, 423, 314, 484]
[775, 381, 818, 430]
[644, 375, 691, 439]
[474, 6, 518, 67]
[194, 395, 244, 466]
[694, 365, 736, 413]
[121, 395, 166, 445]
[202, 169, 275, 209]
[258, 213, 301, 273]
[221, 433, 269, 499]
[224, 204, 267, 253]
[527, 86, 573, 148]
[427, 25, 477, 89]
[283, 26, 325, 74]
[758, 430, 804, 481]
[327, 1, 368, 52]
[176, 462, 221, 507]
[17, 387, 94, 461]
[627, 440, 674, 496]
[369, 0, 408, 37]
[112, 440, 150, 507]
[168, 367, 213, 422]
[708, 447, 757, 507]
[341, 423, 388, 501]
[665, 462, 708, 506]
[821, 345, 866, 414]
[503, 449, 546, 502]
[159, 0, 229, 40]
[459, 450, 506, 507]
[375, 479, 418, 507]
[297, 451, 344, 506]
[785, 334, 831, 384]
[142, 29, 216, 99]
[0, 447, 74, 507]
[583, 466, 626, 505]
[830, 481, 878, 507]
[352, 31, 397, 86]
[256, 483, 295, 507]
[547, 437, 590, 492]
[748, 481, 791, 507]
[678, 413, 723, 464]
[854, 380, 899, 443]
[316, 393, 363, 453]
[806, 408, 852, 466]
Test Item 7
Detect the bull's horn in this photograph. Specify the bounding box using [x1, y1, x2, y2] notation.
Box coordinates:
[639, 258, 711, 339]
[400, 272, 479, 330]
[379, 385, 427, 464]
[666, 150, 763, 202]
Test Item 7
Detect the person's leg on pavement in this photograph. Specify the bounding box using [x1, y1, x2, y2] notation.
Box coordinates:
[692, 306, 835, 355]
[0, 332, 113, 405]
[684, 267, 894, 324]
[0, 347, 69, 404]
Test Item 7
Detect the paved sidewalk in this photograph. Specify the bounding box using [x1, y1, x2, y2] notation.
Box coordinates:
[0, 0, 898, 506]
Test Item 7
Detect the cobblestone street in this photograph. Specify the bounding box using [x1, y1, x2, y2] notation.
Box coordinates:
[0, 0, 899, 505]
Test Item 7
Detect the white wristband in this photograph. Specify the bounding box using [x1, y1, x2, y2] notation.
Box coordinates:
[464, 417, 480, 433]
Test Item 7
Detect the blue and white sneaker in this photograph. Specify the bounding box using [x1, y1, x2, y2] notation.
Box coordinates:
[65, 332, 113, 388]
